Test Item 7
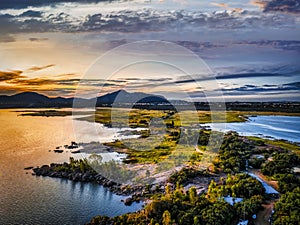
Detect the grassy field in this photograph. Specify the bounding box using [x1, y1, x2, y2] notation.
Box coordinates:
[19, 108, 300, 162]
[18, 108, 300, 124]
[248, 136, 300, 155]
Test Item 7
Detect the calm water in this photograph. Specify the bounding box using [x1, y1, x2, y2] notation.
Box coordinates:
[0, 110, 142, 225]
[208, 115, 300, 143]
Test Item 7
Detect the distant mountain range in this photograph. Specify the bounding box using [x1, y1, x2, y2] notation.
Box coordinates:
[0, 90, 170, 108]
[0, 90, 299, 112]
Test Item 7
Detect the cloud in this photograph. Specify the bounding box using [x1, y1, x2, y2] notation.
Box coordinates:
[0, 0, 111, 10]
[0, 70, 25, 82]
[0, 14, 19, 36]
[29, 37, 49, 41]
[175, 73, 290, 84]
[19, 10, 43, 18]
[26, 64, 55, 72]
[0, 34, 15, 42]
[221, 82, 300, 95]
[211, 3, 228, 8]
[235, 40, 300, 52]
[253, 0, 300, 14]
[0, 66, 127, 96]
[0, 7, 297, 41]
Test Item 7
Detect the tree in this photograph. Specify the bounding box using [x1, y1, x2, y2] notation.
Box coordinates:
[165, 183, 172, 196]
[189, 187, 197, 205]
[80, 160, 85, 173]
[273, 187, 300, 225]
[201, 201, 236, 225]
[207, 180, 218, 202]
[162, 210, 172, 225]
[234, 195, 263, 219]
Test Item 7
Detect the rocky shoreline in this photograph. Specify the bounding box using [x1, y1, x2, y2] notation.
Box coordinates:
[31, 163, 165, 206]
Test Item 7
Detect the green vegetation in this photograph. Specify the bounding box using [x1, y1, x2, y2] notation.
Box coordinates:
[52, 157, 96, 174]
[248, 136, 300, 155]
[80, 108, 169, 128]
[89, 154, 136, 183]
[167, 167, 210, 186]
[262, 152, 299, 176]
[277, 174, 300, 194]
[206, 173, 265, 202]
[88, 172, 267, 225]
[272, 187, 300, 225]
[89, 185, 237, 225]
[212, 132, 253, 173]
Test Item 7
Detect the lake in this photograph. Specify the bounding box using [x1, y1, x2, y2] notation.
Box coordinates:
[0, 109, 143, 225]
[207, 115, 300, 143]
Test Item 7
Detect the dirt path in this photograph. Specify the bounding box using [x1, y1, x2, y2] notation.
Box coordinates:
[249, 169, 279, 190]
[253, 201, 275, 225]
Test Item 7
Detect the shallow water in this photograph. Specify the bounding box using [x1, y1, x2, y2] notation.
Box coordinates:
[207, 115, 300, 142]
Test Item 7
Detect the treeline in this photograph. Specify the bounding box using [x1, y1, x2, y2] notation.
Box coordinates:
[88, 172, 266, 225]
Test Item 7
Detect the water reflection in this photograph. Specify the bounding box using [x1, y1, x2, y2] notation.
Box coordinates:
[0, 110, 143, 224]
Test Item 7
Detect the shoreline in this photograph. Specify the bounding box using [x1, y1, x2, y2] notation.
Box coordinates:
[31, 163, 165, 205]
[31, 161, 219, 206]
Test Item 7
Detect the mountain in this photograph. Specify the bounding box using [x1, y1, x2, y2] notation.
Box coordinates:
[0, 92, 74, 108]
[0, 90, 170, 108]
[96, 90, 169, 105]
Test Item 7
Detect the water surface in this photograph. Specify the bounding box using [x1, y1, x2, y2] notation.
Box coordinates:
[208, 115, 300, 142]
[0, 110, 142, 225]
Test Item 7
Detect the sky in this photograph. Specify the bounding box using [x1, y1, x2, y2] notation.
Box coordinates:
[0, 0, 299, 101]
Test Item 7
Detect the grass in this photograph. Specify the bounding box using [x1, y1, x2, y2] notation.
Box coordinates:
[105, 134, 178, 164]
[80, 108, 170, 128]
[248, 136, 300, 155]
[19, 108, 300, 163]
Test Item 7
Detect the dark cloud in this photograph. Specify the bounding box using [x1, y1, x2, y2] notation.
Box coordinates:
[19, 10, 43, 18]
[0, 0, 111, 10]
[0, 8, 296, 41]
[80, 9, 296, 33]
[217, 73, 291, 80]
[236, 40, 300, 52]
[8, 78, 58, 86]
[175, 73, 289, 84]
[29, 37, 49, 41]
[258, 0, 300, 14]
[221, 82, 300, 95]
[26, 64, 55, 72]
[284, 81, 300, 88]
[0, 14, 20, 42]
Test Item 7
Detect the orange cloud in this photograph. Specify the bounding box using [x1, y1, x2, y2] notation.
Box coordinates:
[0, 70, 25, 82]
[211, 2, 244, 12]
[26, 64, 55, 72]
[250, 0, 266, 9]
[211, 3, 229, 8]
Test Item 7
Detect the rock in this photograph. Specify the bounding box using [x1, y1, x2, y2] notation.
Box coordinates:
[24, 166, 33, 170]
[82, 173, 90, 182]
[124, 197, 133, 206]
